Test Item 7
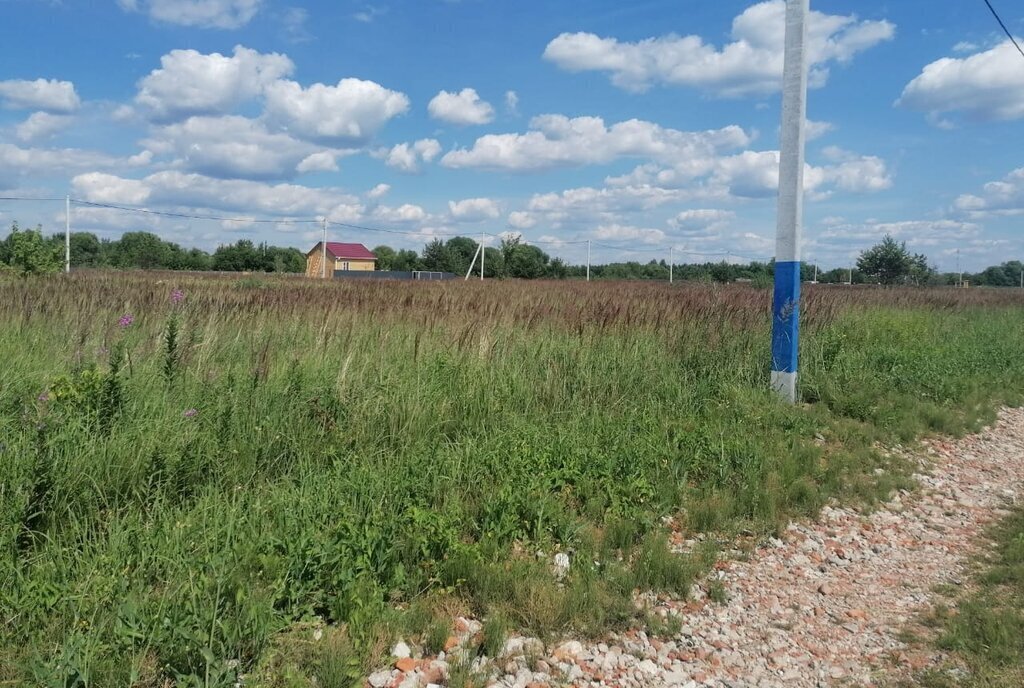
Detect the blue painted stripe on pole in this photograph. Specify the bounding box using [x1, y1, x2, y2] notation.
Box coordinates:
[771, 260, 801, 374]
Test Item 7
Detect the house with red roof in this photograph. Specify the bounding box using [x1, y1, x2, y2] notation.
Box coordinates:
[305, 241, 377, 278]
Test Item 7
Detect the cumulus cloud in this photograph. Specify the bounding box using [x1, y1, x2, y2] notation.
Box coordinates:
[594, 223, 665, 244]
[448, 197, 500, 222]
[0, 79, 80, 113]
[820, 219, 979, 246]
[954, 167, 1024, 217]
[669, 209, 735, 234]
[15, 112, 73, 142]
[379, 139, 442, 173]
[0, 143, 136, 180]
[898, 40, 1024, 122]
[427, 88, 495, 125]
[366, 183, 391, 199]
[296, 151, 339, 173]
[134, 46, 293, 122]
[372, 203, 427, 223]
[610, 148, 892, 199]
[507, 211, 536, 229]
[264, 78, 409, 144]
[72, 169, 363, 219]
[117, 0, 262, 29]
[805, 119, 834, 141]
[141, 115, 320, 179]
[440, 115, 751, 172]
[543, 0, 894, 96]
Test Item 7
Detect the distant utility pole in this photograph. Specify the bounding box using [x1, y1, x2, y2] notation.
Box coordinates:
[586, 240, 591, 282]
[957, 248, 962, 288]
[770, 0, 809, 403]
[848, 266, 853, 285]
[669, 245, 674, 284]
[480, 232, 485, 281]
[64, 195, 70, 274]
[321, 217, 327, 279]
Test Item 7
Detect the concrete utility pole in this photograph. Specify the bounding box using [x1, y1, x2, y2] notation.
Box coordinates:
[957, 249, 962, 288]
[669, 245, 674, 284]
[586, 240, 591, 282]
[321, 217, 327, 278]
[480, 232, 485, 280]
[770, 0, 809, 403]
[64, 195, 71, 274]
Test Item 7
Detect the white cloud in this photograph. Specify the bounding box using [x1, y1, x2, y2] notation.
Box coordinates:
[264, 78, 409, 144]
[441, 114, 750, 171]
[507, 211, 536, 229]
[669, 209, 735, 234]
[953, 41, 979, 54]
[594, 223, 665, 244]
[71, 172, 151, 205]
[543, 0, 894, 96]
[141, 115, 319, 179]
[820, 219, 979, 247]
[71, 169, 363, 218]
[372, 203, 427, 223]
[505, 90, 519, 115]
[805, 119, 834, 141]
[15, 112, 73, 142]
[296, 151, 339, 173]
[898, 40, 1024, 122]
[117, 0, 262, 29]
[379, 138, 442, 173]
[0, 144, 133, 180]
[0, 79, 80, 113]
[954, 167, 1024, 217]
[366, 183, 391, 199]
[611, 147, 892, 199]
[427, 88, 495, 125]
[134, 46, 293, 122]
[448, 197, 500, 222]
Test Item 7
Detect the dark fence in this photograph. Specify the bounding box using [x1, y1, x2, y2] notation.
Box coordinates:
[333, 270, 457, 281]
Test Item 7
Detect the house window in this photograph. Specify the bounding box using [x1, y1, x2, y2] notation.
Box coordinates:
[340, 261, 350, 270]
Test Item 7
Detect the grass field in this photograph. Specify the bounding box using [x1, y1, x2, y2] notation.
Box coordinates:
[2, 273, 1024, 687]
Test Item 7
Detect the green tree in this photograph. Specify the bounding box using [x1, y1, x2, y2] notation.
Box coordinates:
[111, 232, 171, 269]
[856, 235, 915, 285]
[372, 245, 397, 270]
[421, 239, 453, 272]
[445, 236, 480, 276]
[2, 223, 62, 275]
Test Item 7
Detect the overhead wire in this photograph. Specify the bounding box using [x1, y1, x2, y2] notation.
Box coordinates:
[981, 0, 1024, 60]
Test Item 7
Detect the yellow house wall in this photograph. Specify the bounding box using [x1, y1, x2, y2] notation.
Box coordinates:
[335, 258, 375, 272]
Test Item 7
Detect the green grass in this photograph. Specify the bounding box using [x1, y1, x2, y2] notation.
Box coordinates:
[1, 273, 1023, 687]
[917, 510, 1024, 688]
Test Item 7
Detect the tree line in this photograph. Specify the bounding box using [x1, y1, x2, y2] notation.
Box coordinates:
[0, 224, 305, 274]
[2, 223, 1021, 287]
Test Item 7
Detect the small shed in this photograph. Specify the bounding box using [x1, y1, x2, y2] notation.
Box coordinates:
[306, 242, 377, 278]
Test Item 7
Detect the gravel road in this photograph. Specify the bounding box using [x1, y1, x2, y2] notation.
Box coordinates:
[369, 407, 1024, 688]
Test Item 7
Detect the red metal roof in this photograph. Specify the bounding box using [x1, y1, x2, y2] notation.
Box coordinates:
[321, 242, 377, 260]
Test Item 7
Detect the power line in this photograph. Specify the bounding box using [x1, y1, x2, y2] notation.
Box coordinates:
[981, 0, 1024, 60]
[0, 196, 66, 202]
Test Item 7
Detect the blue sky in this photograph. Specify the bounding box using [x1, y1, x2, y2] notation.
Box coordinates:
[1, 0, 1022, 270]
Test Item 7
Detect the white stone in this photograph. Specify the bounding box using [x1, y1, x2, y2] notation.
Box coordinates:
[392, 641, 411, 659]
[368, 671, 391, 688]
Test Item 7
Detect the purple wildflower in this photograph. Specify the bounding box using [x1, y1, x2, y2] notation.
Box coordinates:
[171, 289, 185, 305]
[118, 313, 134, 328]
[37, 391, 49, 402]
[183, 408, 198, 418]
